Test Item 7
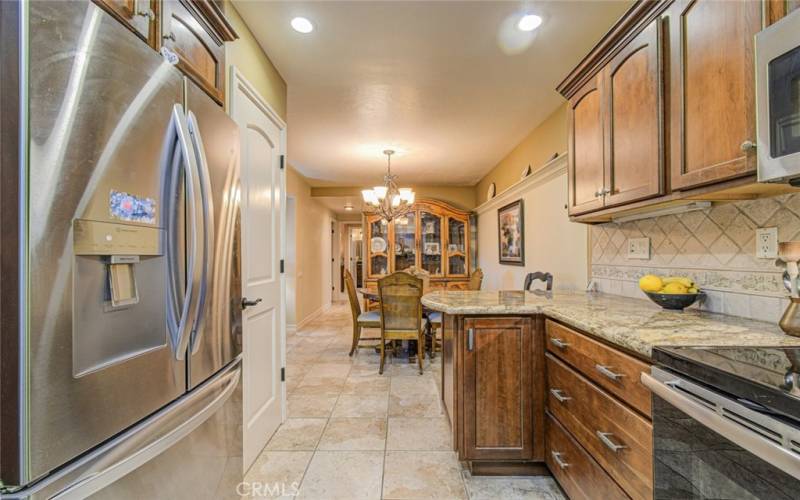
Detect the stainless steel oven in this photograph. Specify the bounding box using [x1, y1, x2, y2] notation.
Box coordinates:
[757, 9, 800, 184]
[643, 366, 800, 499]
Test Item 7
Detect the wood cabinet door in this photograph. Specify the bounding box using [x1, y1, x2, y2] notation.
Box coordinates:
[445, 215, 468, 278]
[366, 216, 390, 279]
[462, 317, 536, 460]
[568, 76, 606, 215]
[668, 0, 761, 190]
[604, 19, 663, 207]
[161, 0, 225, 104]
[93, 0, 154, 44]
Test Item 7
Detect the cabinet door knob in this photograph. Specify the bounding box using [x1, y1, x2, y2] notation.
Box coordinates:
[596, 364, 624, 381]
[163, 32, 177, 42]
[550, 388, 571, 403]
[137, 8, 155, 19]
[596, 431, 626, 453]
[551, 451, 570, 469]
[594, 189, 603, 198]
[740, 140, 756, 152]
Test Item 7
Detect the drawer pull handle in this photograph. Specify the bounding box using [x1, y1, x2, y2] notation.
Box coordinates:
[596, 431, 626, 453]
[551, 451, 569, 469]
[550, 388, 571, 403]
[163, 32, 176, 42]
[550, 338, 569, 349]
[596, 364, 623, 381]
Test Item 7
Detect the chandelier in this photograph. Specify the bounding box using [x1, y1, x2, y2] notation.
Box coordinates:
[361, 149, 415, 221]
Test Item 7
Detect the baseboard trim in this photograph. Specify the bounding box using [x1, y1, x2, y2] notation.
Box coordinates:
[296, 302, 332, 330]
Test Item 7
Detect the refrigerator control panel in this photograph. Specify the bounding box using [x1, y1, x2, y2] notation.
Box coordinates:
[73, 219, 163, 256]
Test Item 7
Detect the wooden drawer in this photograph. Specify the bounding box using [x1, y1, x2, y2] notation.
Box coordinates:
[546, 320, 651, 417]
[546, 353, 652, 500]
[546, 412, 629, 500]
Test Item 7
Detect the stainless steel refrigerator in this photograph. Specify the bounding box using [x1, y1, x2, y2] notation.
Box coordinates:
[1, 1, 243, 498]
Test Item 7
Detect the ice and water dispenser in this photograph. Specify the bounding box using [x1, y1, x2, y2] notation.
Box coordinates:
[72, 219, 168, 377]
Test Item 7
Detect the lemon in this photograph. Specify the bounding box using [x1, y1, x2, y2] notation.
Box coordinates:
[639, 274, 664, 293]
[661, 282, 689, 294]
[688, 287, 699, 294]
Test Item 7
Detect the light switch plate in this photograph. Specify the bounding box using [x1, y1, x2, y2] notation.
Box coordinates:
[755, 227, 778, 259]
[627, 237, 650, 260]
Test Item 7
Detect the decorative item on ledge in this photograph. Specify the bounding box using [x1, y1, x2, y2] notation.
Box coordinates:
[361, 149, 415, 222]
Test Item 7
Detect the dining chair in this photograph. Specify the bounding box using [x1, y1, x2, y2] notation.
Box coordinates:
[345, 269, 381, 356]
[469, 268, 484, 290]
[524, 271, 553, 291]
[377, 272, 425, 375]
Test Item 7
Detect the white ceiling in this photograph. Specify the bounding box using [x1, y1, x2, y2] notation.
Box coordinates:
[234, 1, 632, 187]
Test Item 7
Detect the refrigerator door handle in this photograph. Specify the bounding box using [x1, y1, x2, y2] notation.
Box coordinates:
[165, 104, 203, 361]
[186, 111, 215, 355]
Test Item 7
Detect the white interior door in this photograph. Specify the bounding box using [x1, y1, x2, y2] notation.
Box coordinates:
[230, 68, 286, 470]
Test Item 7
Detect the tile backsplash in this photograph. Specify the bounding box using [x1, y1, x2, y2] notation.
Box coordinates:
[590, 193, 800, 323]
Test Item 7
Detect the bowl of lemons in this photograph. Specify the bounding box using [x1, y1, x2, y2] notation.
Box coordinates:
[639, 275, 703, 310]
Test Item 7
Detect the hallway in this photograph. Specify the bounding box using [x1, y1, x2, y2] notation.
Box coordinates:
[243, 304, 565, 499]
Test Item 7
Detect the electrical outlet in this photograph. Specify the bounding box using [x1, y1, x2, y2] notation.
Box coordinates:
[627, 237, 650, 260]
[755, 227, 778, 259]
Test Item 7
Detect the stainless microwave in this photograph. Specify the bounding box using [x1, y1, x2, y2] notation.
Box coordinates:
[756, 9, 800, 184]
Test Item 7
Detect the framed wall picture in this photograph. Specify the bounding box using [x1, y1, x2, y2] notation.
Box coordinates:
[497, 199, 525, 266]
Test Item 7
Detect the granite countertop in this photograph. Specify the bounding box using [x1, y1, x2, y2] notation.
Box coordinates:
[421, 290, 800, 358]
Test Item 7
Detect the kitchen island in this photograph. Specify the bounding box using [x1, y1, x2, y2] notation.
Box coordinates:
[421, 290, 800, 497]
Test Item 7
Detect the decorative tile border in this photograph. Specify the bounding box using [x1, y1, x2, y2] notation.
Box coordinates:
[589, 194, 800, 321]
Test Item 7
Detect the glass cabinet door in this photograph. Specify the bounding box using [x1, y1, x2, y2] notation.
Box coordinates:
[369, 218, 389, 277]
[393, 213, 416, 271]
[420, 211, 443, 276]
[446, 217, 467, 276]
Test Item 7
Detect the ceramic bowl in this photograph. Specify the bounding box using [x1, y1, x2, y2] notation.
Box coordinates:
[644, 291, 703, 311]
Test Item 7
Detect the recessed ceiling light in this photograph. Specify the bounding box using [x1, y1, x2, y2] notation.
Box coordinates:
[291, 17, 314, 34]
[517, 14, 542, 32]
[344, 202, 354, 211]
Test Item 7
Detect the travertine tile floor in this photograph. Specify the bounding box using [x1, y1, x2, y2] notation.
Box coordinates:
[244, 303, 566, 499]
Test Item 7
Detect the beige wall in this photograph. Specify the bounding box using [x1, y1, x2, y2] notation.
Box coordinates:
[224, 3, 334, 325]
[477, 161, 588, 292]
[475, 104, 568, 204]
[224, 3, 288, 120]
[286, 166, 336, 325]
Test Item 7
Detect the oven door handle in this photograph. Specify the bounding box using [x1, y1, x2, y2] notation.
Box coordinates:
[641, 371, 800, 480]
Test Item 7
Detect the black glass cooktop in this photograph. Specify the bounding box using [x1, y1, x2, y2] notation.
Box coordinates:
[652, 346, 800, 424]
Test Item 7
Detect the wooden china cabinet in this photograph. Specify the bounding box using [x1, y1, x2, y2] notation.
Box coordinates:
[364, 199, 472, 291]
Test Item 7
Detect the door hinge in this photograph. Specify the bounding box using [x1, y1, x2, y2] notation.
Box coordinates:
[280, 259, 285, 273]
[281, 367, 285, 382]
[279, 155, 285, 170]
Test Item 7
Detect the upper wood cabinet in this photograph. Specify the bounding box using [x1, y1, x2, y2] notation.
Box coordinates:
[568, 18, 662, 216]
[558, 0, 796, 222]
[603, 19, 663, 206]
[93, 0, 237, 105]
[93, 0, 155, 44]
[161, 0, 232, 104]
[461, 316, 539, 461]
[568, 76, 606, 215]
[667, 0, 761, 191]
